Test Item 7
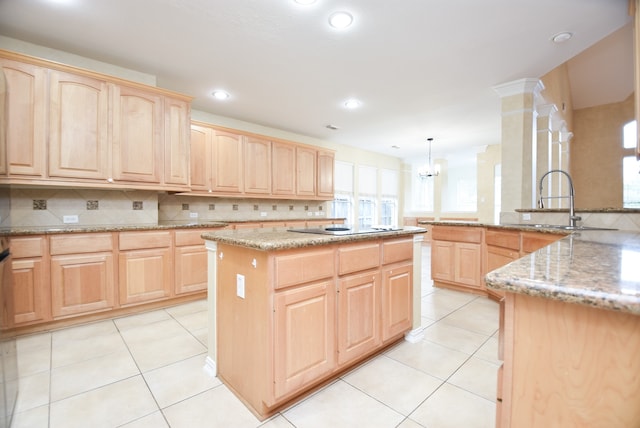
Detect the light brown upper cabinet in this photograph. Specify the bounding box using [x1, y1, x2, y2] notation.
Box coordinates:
[244, 136, 272, 195]
[296, 146, 317, 196]
[211, 129, 244, 193]
[0, 49, 192, 191]
[0, 58, 47, 178]
[271, 141, 296, 196]
[317, 150, 335, 199]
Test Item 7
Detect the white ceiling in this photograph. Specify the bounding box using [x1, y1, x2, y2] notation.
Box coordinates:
[0, 0, 633, 161]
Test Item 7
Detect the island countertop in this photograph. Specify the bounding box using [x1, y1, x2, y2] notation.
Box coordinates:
[485, 230, 640, 315]
[201, 226, 427, 251]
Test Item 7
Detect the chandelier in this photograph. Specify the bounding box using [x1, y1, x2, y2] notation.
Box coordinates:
[418, 137, 440, 179]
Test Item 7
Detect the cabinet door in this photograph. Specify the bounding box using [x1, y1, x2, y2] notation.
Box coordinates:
[454, 242, 482, 288]
[337, 271, 381, 365]
[431, 240, 454, 282]
[382, 263, 412, 341]
[317, 150, 335, 198]
[118, 247, 172, 305]
[296, 146, 316, 196]
[111, 84, 163, 184]
[164, 97, 190, 186]
[211, 129, 243, 193]
[49, 70, 110, 180]
[174, 245, 207, 294]
[1, 59, 47, 177]
[12, 258, 50, 325]
[244, 136, 271, 194]
[190, 124, 214, 192]
[274, 280, 336, 399]
[51, 253, 115, 318]
[272, 142, 295, 195]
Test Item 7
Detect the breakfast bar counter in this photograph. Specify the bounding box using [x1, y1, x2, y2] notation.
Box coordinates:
[483, 229, 640, 427]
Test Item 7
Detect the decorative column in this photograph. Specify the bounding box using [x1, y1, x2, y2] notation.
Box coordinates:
[536, 104, 558, 206]
[493, 78, 545, 219]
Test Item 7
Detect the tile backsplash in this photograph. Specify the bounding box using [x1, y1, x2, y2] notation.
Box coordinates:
[2, 188, 331, 228]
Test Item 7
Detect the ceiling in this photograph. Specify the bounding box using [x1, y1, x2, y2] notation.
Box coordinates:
[0, 0, 633, 161]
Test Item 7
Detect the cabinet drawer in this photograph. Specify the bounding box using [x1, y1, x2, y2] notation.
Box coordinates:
[50, 233, 114, 255]
[338, 242, 380, 275]
[119, 231, 172, 250]
[174, 229, 207, 246]
[382, 238, 413, 265]
[486, 230, 520, 250]
[10, 236, 46, 258]
[431, 226, 482, 243]
[275, 249, 335, 289]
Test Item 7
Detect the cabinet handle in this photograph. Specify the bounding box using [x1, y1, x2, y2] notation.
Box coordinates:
[219, 252, 223, 260]
[251, 258, 257, 268]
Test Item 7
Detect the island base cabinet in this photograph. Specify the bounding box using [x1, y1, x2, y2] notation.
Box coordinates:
[337, 272, 380, 366]
[500, 293, 640, 427]
[381, 263, 412, 341]
[274, 280, 336, 400]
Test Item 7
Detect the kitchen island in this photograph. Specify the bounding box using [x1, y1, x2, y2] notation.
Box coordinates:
[201, 226, 426, 420]
[485, 230, 640, 427]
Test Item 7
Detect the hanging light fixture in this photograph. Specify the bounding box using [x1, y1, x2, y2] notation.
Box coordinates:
[418, 137, 440, 179]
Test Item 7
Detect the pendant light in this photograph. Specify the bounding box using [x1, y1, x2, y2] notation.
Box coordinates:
[418, 137, 440, 179]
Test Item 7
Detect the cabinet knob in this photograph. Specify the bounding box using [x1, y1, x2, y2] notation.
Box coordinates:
[107, 178, 114, 183]
[219, 252, 223, 260]
[251, 259, 257, 268]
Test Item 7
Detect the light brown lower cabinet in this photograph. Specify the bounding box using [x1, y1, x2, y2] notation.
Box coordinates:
[174, 229, 208, 295]
[274, 279, 336, 400]
[10, 236, 50, 325]
[118, 231, 172, 305]
[381, 263, 413, 341]
[431, 226, 483, 293]
[50, 233, 115, 318]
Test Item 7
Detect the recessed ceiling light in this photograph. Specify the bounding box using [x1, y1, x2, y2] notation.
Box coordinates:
[293, 0, 317, 4]
[329, 11, 353, 29]
[326, 124, 340, 130]
[552, 32, 573, 43]
[212, 90, 230, 100]
[343, 99, 361, 109]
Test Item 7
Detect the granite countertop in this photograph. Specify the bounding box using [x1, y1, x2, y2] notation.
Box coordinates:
[418, 220, 572, 235]
[1, 221, 228, 236]
[201, 226, 427, 251]
[0, 218, 346, 236]
[485, 230, 640, 315]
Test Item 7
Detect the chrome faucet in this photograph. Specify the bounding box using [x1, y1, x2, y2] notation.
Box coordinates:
[538, 169, 581, 228]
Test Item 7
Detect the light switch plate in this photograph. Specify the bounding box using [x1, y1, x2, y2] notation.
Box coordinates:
[236, 274, 245, 299]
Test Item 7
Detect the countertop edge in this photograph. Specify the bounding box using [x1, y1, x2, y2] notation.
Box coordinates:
[201, 227, 427, 251]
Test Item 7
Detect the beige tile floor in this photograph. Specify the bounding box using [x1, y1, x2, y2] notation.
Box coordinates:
[11, 247, 500, 428]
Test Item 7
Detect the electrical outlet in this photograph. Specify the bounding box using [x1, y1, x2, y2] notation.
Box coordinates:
[260, 212, 267, 217]
[522, 213, 531, 221]
[236, 274, 245, 299]
[190, 212, 198, 218]
[63, 215, 79, 224]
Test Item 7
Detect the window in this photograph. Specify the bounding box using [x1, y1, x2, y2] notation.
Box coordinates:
[623, 121, 640, 208]
[358, 197, 376, 228]
[380, 199, 397, 226]
[331, 194, 354, 224]
[333, 161, 354, 224]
